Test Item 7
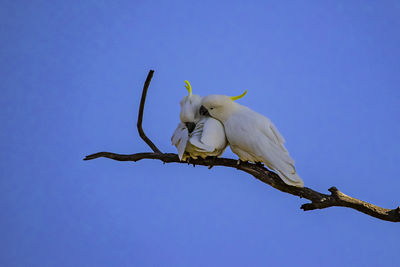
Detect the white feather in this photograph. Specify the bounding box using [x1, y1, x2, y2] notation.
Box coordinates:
[171, 122, 189, 160]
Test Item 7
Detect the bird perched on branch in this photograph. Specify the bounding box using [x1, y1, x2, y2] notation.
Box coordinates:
[171, 81, 227, 161]
[200, 91, 304, 187]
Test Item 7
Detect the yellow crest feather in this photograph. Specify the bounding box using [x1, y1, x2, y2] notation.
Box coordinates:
[184, 80, 192, 96]
[230, 90, 247, 101]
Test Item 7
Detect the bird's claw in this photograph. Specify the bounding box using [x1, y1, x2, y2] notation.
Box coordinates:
[255, 162, 264, 167]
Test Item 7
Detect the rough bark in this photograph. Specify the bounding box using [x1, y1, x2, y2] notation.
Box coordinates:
[84, 70, 400, 223]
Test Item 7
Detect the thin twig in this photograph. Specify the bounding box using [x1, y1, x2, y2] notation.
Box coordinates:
[137, 70, 161, 154]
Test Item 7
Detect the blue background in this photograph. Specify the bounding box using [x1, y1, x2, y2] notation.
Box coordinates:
[1, 1, 399, 266]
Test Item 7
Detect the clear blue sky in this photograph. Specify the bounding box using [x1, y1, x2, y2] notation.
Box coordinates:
[1, 1, 399, 266]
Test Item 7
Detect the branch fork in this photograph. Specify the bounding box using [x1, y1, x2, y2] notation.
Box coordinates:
[84, 70, 400, 222]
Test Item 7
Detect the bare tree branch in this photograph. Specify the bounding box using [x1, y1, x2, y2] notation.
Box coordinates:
[137, 70, 161, 154]
[84, 70, 400, 223]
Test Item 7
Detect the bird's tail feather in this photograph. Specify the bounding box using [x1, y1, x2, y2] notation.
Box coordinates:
[277, 171, 304, 187]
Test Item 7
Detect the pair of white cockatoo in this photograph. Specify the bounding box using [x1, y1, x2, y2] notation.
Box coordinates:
[171, 81, 304, 187]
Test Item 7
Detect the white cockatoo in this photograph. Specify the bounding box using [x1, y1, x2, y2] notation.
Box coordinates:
[200, 91, 304, 187]
[171, 81, 227, 161]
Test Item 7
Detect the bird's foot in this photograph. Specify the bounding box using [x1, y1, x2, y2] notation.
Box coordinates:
[255, 162, 264, 167]
[186, 157, 195, 167]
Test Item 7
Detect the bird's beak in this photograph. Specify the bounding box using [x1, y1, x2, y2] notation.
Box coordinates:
[185, 122, 196, 133]
[199, 105, 210, 116]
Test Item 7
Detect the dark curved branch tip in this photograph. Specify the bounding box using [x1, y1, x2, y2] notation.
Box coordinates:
[84, 153, 102, 161]
[137, 70, 161, 154]
[84, 69, 400, 223]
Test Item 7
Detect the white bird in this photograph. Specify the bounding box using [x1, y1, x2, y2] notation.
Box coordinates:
[200, 91, 304, 187]
[171, 81, 227, 161]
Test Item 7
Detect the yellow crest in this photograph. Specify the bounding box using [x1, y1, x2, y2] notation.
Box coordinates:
[230, 90, 247, 101]
[184, 80, 192, 96]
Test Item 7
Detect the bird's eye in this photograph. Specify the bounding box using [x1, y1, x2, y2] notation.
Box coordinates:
[210, 107, 214, 110]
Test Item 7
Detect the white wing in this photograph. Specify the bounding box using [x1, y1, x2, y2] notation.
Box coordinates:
[256, 127, 302, 186]
[171, 122, 189, 160]
[226, 107, 303, 187]
[188, 117, 227, 155]
[189, 124, 215, 153]
[189, 117, 226, 151]
[200, 117, 227, 151]
[187, 119, 214, 152]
